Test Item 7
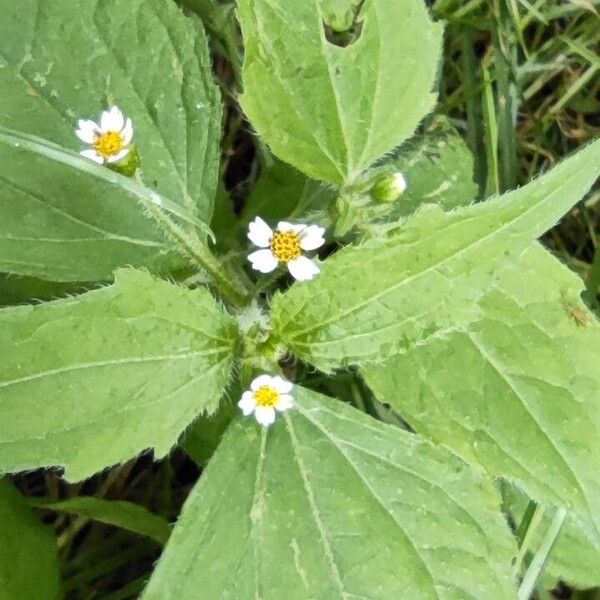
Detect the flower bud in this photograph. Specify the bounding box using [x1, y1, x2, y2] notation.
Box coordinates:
[370, 172, 407, 203]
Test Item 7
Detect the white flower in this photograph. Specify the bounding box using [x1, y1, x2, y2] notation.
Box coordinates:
[75, 106, 133, 164]
[238, 374, 294, 426]
[247, 217, 325, 281]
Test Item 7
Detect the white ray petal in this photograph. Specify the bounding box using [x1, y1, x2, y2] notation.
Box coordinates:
[238, 391, 257, 416]
[121, 118, 134, 144]
[248, 217, 273, 247]
[250, 375, 275, 391]
[254, 406, 276, 427]
[248, 249, 278, 273]
[277, 221, 306, 234]
[75, 119, 99, 143]
[106, 147, 130, 164]
[271, 376, 293, 394]
[275, 394, 294, 412]
[287, 256, 320, 281]
[101, 105, 125, 132]
[300, 225, 326, 251]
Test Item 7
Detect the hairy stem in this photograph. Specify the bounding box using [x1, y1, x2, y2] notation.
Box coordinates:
[145, 203, 249, 305]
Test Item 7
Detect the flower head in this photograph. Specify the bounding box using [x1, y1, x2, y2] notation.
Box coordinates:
[75, 106, 133, 164]
[371, 171, 407, 203]
[238, 374, 294, 426]
[247, 217, 325, 281]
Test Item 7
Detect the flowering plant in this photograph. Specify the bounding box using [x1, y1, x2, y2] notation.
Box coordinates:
[0, 0, 599, 598]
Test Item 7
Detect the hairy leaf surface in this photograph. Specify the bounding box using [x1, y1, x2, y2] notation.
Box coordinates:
[0, 0, 221, 220]
[384, 118, 478, 215]
[0, 479, 61, 600]
[363, 244, 600, 532]
[142, 387, 517, 600]
[0, 130, 187, 281]
[272, 140, 600, 370]
[0, 270, 238, 481]
[238, 0, 443, 183]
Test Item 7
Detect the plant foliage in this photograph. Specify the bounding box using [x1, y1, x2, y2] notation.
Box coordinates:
[0, 0, 598, 597]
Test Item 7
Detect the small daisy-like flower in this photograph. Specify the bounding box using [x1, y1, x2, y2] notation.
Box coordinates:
[238, 374, 294, 427]
[75, 106, 133, 164]
[247, 217, 325, 281]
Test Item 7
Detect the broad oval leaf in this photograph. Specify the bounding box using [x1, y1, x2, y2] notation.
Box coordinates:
[142, 387, 517, 600]
[238, 0, 443, 184]
[0, 0, 222, 221]
[363, 244, 600, 534]
[0, 479, 61, 600]
[271, 139, 600, 371]
[0, 130, 187, 281]
[0, 270, 238, 481]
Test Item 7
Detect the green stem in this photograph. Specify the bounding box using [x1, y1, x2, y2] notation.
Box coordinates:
[518, 507, 567, 600]
[145, 203, 249, 306]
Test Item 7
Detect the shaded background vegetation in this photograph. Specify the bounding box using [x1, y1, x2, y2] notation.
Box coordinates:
[12, 0, 600, 598]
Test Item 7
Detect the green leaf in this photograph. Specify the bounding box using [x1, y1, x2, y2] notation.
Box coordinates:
[238, 0, 443, 184]
[0, 479, 61, 600]
[363, 244, 600, 532]
[0, 130, 190, 282]
[271, 139, 600, 371]
[181, 396, 238, 468]
[243, 159, 336, 225]
[142, 387, 517, 600]
[29, 496, 170, 545]
[381, 118, 479, 215]
[506, 486, 600, 591]
[0, 0, 222, 221]
[180, 375, 241, 468]
[333, 118, 479, 236]
[0, 269, 238, 481]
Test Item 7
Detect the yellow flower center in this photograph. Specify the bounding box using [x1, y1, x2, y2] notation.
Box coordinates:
[271, 231, 301, 263]
[253, 386, 280, 407]
[94, 131, 125, 158]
